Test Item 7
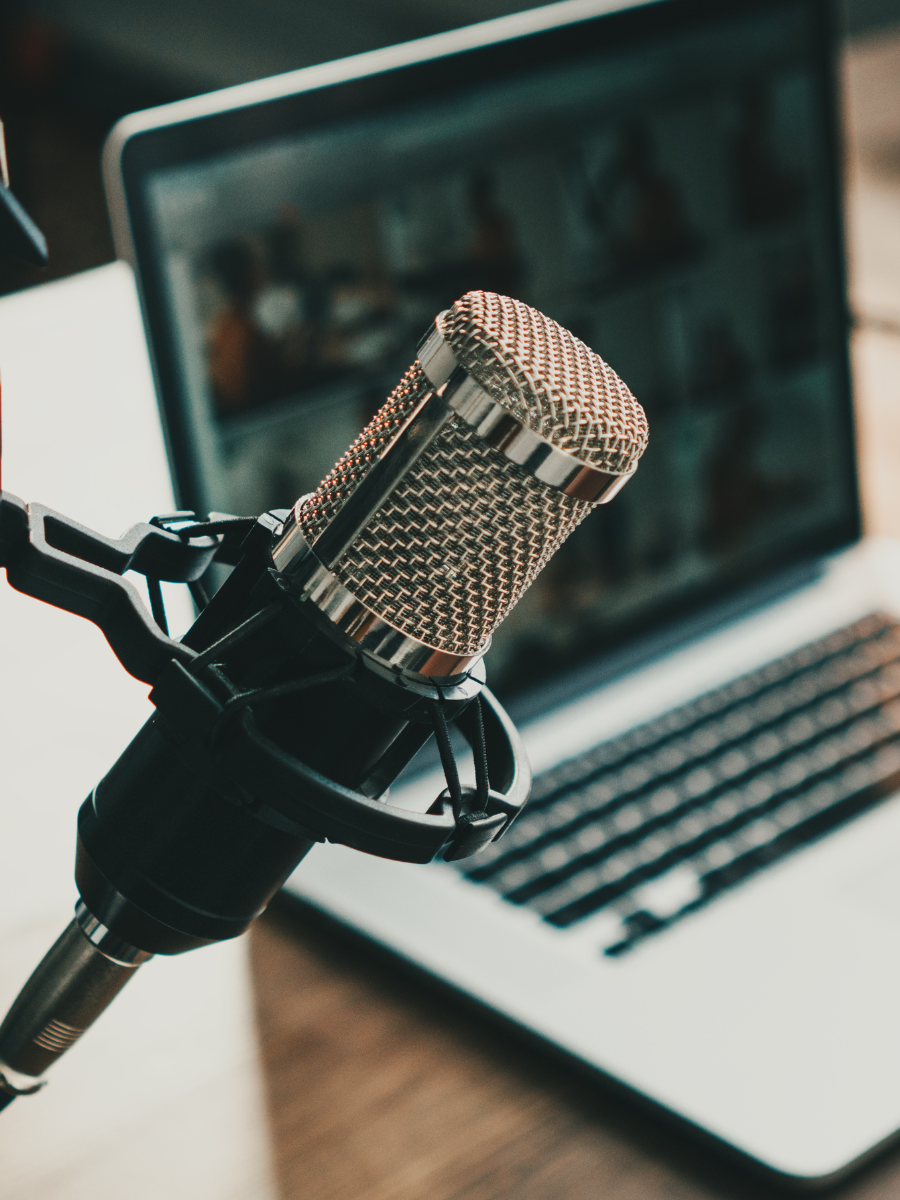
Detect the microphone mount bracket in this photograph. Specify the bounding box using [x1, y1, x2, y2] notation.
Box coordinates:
[0, 490, 529, 864]
[0, 491, 254, 683]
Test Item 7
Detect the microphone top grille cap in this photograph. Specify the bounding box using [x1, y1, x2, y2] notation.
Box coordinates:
[439, 291, 646, 475]
[296, 292, 647, 661]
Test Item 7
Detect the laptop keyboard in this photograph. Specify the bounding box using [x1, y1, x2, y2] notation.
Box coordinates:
[461, 613, 900, 954]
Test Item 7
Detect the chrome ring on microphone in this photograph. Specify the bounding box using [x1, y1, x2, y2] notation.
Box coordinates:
[75, 900, 153, 967]
[417, 316, 634, 505]
[272, 522, 489, 680]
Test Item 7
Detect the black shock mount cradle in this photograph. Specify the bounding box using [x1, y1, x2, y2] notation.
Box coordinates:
[0, 491, 530, 878]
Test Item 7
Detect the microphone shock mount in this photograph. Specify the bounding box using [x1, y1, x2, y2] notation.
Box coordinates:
[0, 492, 529, 1104]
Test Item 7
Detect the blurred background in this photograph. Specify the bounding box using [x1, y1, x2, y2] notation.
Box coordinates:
[3, 6, 900, 1198]
[0, 0, 899, 298]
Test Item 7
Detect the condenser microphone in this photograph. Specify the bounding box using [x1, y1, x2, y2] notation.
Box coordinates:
[275, 289, 646, 666]
[0, 291, 647, 1108]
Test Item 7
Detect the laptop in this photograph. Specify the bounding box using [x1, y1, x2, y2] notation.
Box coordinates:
[103, 0, 900, 1184]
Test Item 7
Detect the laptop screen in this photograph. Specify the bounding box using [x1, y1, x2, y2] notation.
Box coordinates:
[132, 0, 855, 699]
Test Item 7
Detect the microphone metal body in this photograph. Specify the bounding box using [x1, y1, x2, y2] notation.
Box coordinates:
[279, 290, 646, 660]
[0, 291, 647, 1106]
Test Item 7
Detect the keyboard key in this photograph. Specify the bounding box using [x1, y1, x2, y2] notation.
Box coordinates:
[632, 867, 702, 919]
[648, 786, 680, 815]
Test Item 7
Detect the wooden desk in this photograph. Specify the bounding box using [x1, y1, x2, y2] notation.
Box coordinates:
[249, 29, 900, 1200]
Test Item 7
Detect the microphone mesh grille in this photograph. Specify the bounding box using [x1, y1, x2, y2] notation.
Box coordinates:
[297, 362, 426, 525]
[297, 292, 647, 657]
[441, 291, 647, 473]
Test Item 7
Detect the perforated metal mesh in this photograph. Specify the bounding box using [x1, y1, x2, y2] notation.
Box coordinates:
[297, 363, 425, 528]
[297, 293, 647, 657]
[441, 291, 647, 473]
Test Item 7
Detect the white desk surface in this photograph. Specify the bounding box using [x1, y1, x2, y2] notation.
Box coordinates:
[0, 263, 275, 1199]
